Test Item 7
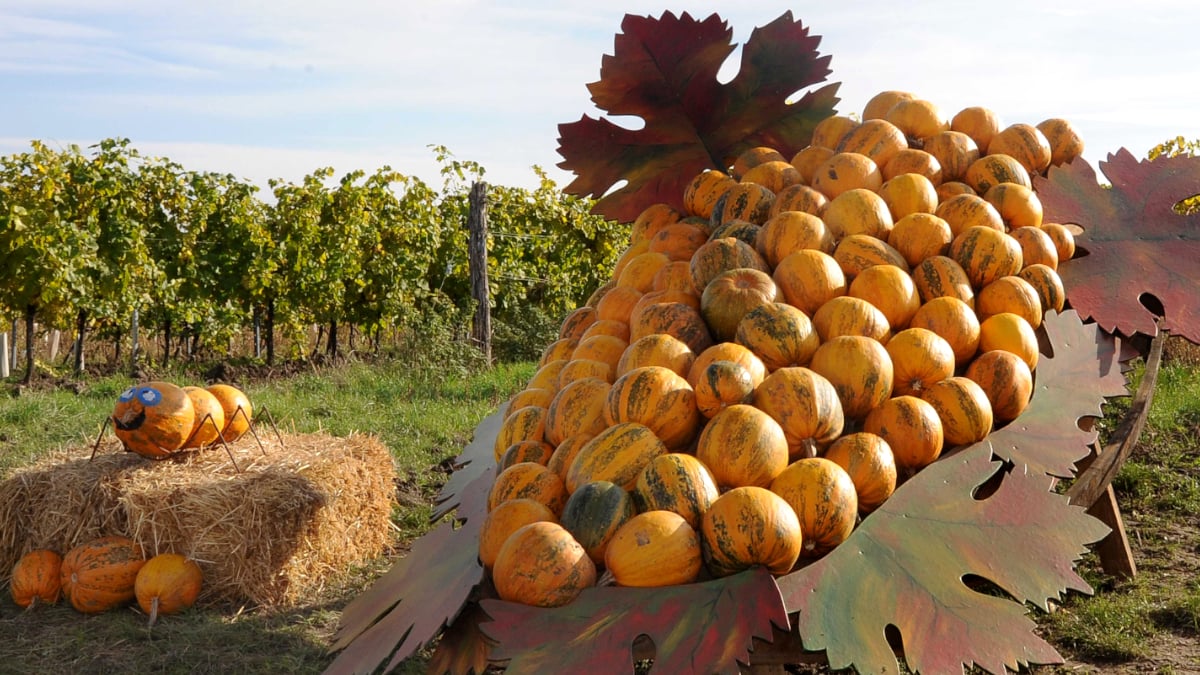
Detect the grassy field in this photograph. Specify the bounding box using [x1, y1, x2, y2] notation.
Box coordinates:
[0, 348, 1197, 674]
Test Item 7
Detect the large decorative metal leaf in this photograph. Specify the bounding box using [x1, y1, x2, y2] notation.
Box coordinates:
[1036, 149, 1200, 343]
[427, 603, 494, 675]
[774, 310, 1120, 674]
[480, 567, 787, 674]
[985, 310, 1129, 477]
[557, 10, 839, 222]
[325, 409, 505, 675]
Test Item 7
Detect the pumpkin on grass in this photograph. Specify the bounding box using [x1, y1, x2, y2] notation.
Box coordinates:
[135, 553, 202, 627]
[10, 549, 63, 609]
[60, 536, 146, 614]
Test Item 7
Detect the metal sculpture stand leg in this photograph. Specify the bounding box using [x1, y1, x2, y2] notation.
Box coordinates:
[88, 417, 113, 461]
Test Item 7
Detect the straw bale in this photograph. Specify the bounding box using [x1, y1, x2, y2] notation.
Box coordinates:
[0, 430, 396, 608]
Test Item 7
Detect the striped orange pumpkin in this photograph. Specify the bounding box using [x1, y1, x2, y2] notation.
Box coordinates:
[492, 522, 595, 607]
[734, 302, 819, 371]
[498, 440, 555, 470]
[847, 264, 920, 330]
[887, 212, 953, 268]
[740, 160, 803, 194]
[629, 203, 683, 245]
[711, 181, 776, 225]
[979, 312, 1040, 370]
[769, 184, 828, 218]
[910, 296, 981, 366]
[1018, 263, 1067, 313]
[731, 146, 786, 179]
[810, 115, 861, 150]
[634, 453, 720, 528]
[695, 404, 789, 489]
[565, 422, 668, 493]
[922, 130, 980, 183]
[833, 234, 910, 278]
[557, 358, 615, 388]
[494, 405, 548, 461]
[790, 145, 836, 184]
[478, 498, 557, 571]
[822, 432, 897, 513]
[951, 106, 1001, 153]
[539, 337, 579, 367]
[1036, 118, 1085, 167]
[836, 118, 908, 167]
[862, 90, 914, 121]
[950, 226, 1024, 289]
[627, 301, 713, 355]
[652, 259, 699, 294]
[604, 367, 700, 450]
[648, 222, 710, 262]
[546, 434, 595, 483]
[987, 123, 1052, 175]
[606, 511, 702, 587]
[688, 342, 768, 389]
[911, 255, 975, 307]
[964, 153, 1032, 194]
[699, 268, 779, 343]
[1039, 223, 1077, 262]
[918, 376, 994, 448]
[689, 237, 770, 293]
[934, 193, 1005, 237]
[692, 359, 756, 418]
[809, 335, 895, 420]
[882, 150, 942, 184]
[1009, 225, 1060, 270]
[822, 187, 893, 239]
[753, 367, 845, 459]
[862, 395, 945, 475]
[876, 172, 938, 220]
[773, 249, 847, 316]
[684, 170, 737, 219]
[811, 296, 892, 344]
[965, 349, 1034, 423]
[769, 458, 857, 557]
[886, 327, 956, 397]
[489, 462, 568, 514]
[544, 377, 612, 446]
[615, 333, 695, 380]
[982, 182, 1044, 230]
[701, 486, 803, 576]
[810, 152, 883, 200]
[755, 210, 835, 268]
[976, 276, 1044, 328]
[508, 387, 554, 412]
[559, 306, 597, 341]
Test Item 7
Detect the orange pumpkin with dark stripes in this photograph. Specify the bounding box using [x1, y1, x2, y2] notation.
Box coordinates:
[886, 327, 956, 397]
[976, 275, 1043, 328]
[909, 296, 981, 366]
[922, 130, 980, 183]
[1040, 223, 1076, 262]
[559, 306, 597, 340]
[979, 312, 1040, 370]
[560, 480, 637, 565]
[734, 301, 819, 371]
[540, 337, 580, 367]
[629, 203, 683, 245]
[633, 453, 720, 529]
[695, 404, 789, 489]
[934, 193, 1005, 237]
[753, 367, 844, 459]
[478, 499, 557, 571]
[987, 123, 1052, 175]
[700, 268, 779, 343]
[565, 422, 669, 493]
[652, 260, 699, 294]
[755, 210, 834, 268]
[616, 251, 671, 293]
[557, 359, 614, 388]
[810, 114, 860, 149]
[605, 511, 702, 586]
[689, 237, 770, 294]
[863, 395, 945, 475]
[887, 213, 952, 267]
[1036, 118, 1085, 167]
[811, 296, 892, 344]
[964, 153, 1031, 195]
[579, 318, 632, 344]
[684, 169, 737, 219]
[809, 336, 895, 420]
[769, 184, 828, 218]
[594, 285, 643, 324]
[918, 376, 994, 448]
[701, 486, 802, 576]
[822, 187, 893, 239]
[693, 360, 756, 418]
[740, 160, 802, 194]
[966, 349, 1034, 423]
[730, 146, 786, 179]
[835, 118, 907, 168]
[494, 405, 548, 461]
[627, 301, 713, 355]
[489, 462, 568, 515]
[498, 440, 555, 471]
[616, 333, 695, 380]
[688, 342, 767, 389]
[769, 458, 857, 557]
[773, 249, 847, 316]
[493, 522, 596, 607]
[648, 222, 710, 262]
[707, 220, 761, 247]
[544, 377, 612, 447]
[1009, 225, 1059, 270]
[570, 334, 629, 375]
[546, 434, 595, 483]
[60, 536, 146, 614]
[833, 234, 910, 278]
[847, 264, 920, 330]
[949, 225, 1023, 289]
[822, 433, 897, 513]
[912, 255, 975, 307]
[710, 181, 776, 226]
[604, 366, 700, 451]
[1018, 263, 1067, 313]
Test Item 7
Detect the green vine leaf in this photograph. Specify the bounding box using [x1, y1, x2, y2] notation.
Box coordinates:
[557, 10, 839, 223]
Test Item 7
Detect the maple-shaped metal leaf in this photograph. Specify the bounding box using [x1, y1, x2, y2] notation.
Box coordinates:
[1036, 149, 1200, 343]
[480, 567, 787, 674]
[985, 310, 1129, 477]
[325, 410, 506, 675]
[777, 445, 1109, 675]
[557, 10, 839, 222]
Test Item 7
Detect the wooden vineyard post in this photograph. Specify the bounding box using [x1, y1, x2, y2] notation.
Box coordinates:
[468, 180, 492, 364]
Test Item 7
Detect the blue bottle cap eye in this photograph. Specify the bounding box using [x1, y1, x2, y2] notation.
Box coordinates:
[137, 387, 163, 406]
[118, 387, 136, 402]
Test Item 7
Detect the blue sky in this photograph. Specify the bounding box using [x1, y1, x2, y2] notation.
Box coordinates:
[2, 1, 1198, 194]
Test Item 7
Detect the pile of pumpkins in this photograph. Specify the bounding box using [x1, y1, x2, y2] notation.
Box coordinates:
[112, 381, 253, 459]
[9, 537, 201, 626]
[484, 90, 1081, 607]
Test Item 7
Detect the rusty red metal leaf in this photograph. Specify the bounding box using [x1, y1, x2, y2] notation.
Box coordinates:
[986, 309, 1129, 477]
[480, 567, 787, 674]
[1036, 149, 1200, 343]
[325, 409, 505, 675]
[427, 603, 494, 675]
[557, 10, 839, 223]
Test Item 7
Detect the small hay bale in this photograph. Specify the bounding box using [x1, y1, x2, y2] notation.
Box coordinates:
[0, 431, 397, 608]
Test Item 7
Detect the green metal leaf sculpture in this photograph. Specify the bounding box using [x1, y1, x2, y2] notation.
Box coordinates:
[984, 309, 1129, 478]
[324, 409, 505, 675]
[557, 10, 839, 223]
[480, 567, 787, 674]
[775, 310, 1118, 674]
[1036, 149, 1200, 343]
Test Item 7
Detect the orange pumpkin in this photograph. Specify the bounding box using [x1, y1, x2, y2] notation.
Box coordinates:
[884, 97, 948, 142]
[922, 130, 980, 183]
[949, 226, 1024, 289]
[134, 553, 202, 627]
[934, 193, 1005, 237]
[634, 454, 720, 529]
[881, 150, 942, 185]
[559, 306, 597, 341]
[560, 481, 637, 565]
[810, 115, 861, 150]
[811, 296, 892, 344]
[753, 367, 844, 459]
[951, 106, 1001, 153]
[699, 268, 780, 344]
[919, 377, 994, 448]
[494, 405, 547, 461]
[964, 153, 1032, 195]
[769, 458, 857, 557]
[1040, 223, 1077, 262]
[1018, 264, 1067, 314]
[687, 342, 767, 389]
[566, 422, 669, 493]
[557, 359, 615, 388]
[862, 395, 945, 475]
[966, 349, 1034, 423]
[498, 440, 555, 471]
[862, 90, 914, 121]
[982, 182, 1044, 230]
[692, 359, 756, 418]
[544, 377, 612, 447]
[911, 255, 975, 307]
[977, 276, 1044, 328]
[1009, 225, 1060, 270]
[605, 366, 700, 451]
[206, 383, 252, 443]
[809, 336, 895, 420]
[836, 118, 907, 168]
[180, 386, 225, 449]
[488, 462, 568, 515]
[730, 146, 786, 179]
[886, 327, 956, 397]
[546, 434, 595, 484]
[1036, 118, 1086, 167]
[701, 486, 802, 576]
[695, 404, 789, 489]
[823, 433, 897, 513]
[821, 188, 893, 240]
[987, 123, 1052, 175]
[479, 499, 558, 571]
[616, 333, 695, 380]
[684, 170, 737, 219]
[769, 184, 828, 218]
[10, 549, 62, 609]
[887, 213, 953, 268]
[740, 160, 803, 194]
[833, 234, 910, 278]
[810, 152, 883, 200]
[605, 510, 702, 586]
[734, 302, 819, 372]
[979, 312, 1040, 370]
[493, 522, 596, 607]
[112, 382, 195, 459]
[711, 181, 776, 225]
[627, 301, 713, 355]
[847, 264, 920, 330]
[540, 337, 580, 367]
[773, 249, 847, 316]
[60, 536, 146, 614]
[755, 210, 834, 268]
[629, 203, 683, 245]
[910, 296, 982, 366]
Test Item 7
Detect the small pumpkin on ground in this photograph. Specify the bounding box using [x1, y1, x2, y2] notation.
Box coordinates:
[135, 553, 203, 627]
[10, 549, 63, 609]
[60, 535, 146, 614]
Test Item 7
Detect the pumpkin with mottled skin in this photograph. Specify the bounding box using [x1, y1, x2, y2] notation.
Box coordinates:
[60, 536, 146, 614]
[566, 422, 668, 493]
[701, 486, 802, 577]
[605, 511, 702, 587]
[770, 458, 858, 557]
[493, 522, 596, 607]
[112, 382, 195, 459]
[10, 549, 62, 609]
[633, 453, 719, 529]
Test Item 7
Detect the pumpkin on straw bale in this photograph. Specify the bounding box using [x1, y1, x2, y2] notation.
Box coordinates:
[0, 431, 396, 607]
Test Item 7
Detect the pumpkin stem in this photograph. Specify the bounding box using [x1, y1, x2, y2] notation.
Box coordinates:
[148, 596, 160, 629]
[597, 570, 616, 587]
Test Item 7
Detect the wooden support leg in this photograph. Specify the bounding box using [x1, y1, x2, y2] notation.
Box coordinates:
[1088, 484, 1137, 579]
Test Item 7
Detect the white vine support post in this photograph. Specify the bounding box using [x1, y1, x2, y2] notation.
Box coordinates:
[468, 181, 492, 364]
[130, 309, 140, 375]
[0, 331, 8, 378]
